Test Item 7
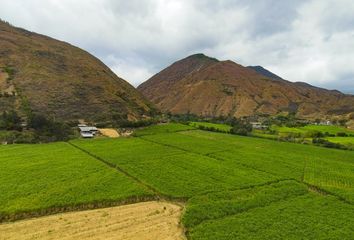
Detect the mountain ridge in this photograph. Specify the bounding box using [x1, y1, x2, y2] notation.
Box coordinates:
[138, 54, 354, 119]
[247, 65, 283, 81]
[0, 20, 154, 123]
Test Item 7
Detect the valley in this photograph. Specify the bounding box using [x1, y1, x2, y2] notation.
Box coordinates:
[1, 15, 354, 240]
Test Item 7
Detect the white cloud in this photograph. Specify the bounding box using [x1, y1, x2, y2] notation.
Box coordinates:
[0, 0, 353, 92]
[105, 55, 154, 87]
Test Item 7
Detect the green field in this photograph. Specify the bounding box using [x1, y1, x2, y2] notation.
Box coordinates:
[325, 137, 354, 145]
[71, 137, 276, 198]
[189, 121, 232, 132]
[132, 123, 195, 136]
[189, 190, 354, 240]
[0, 142, 152, 220]
[264, 124, 354, 148]
[301, 125, 354, 135]
[1, 123, 354, 238]
[272, 125, 354, 135]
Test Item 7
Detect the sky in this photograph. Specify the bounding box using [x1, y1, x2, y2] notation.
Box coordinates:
[0, 0, 354, 93]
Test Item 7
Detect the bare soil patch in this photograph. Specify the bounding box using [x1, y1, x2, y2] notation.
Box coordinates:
[98, 128, 120, 138]
[0, 201, 185, 240]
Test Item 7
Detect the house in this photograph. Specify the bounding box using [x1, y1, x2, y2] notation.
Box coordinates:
[318, 120, 332, 126]
[250, 122, 267, 130]
[80, 131, 94, 138]
[78, 124, 98, 138]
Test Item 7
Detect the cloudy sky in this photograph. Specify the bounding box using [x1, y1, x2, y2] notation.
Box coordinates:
[1, 0, 354, 93]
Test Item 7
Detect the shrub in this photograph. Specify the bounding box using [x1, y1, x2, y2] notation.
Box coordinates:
[336, 132, 348, 137]
[28, 114, 73, 142]
[230, 119, 252, 136]
[0, 111, 22, 131]
[312, 138, 348, 150]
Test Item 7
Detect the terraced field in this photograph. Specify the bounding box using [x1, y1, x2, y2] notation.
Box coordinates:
[1, 123, 353, 239]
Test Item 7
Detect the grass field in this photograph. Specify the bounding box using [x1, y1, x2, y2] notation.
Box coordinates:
[189, 190, 354, 240]
[265, 124, 354, 148]
[0, 143, 153, 220]
[189, 122, 232, 132]
[325, 137, 354, 145]
[272, 125, 354, 135]
[71, 137, 276, 198]
[1, 123, 354, 239]
[301, 125, 354, 135]
[133, 123, 195, 136]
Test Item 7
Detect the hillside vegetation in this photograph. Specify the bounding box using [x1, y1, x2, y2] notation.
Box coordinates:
[138, 54, 354, 120]
[0, 20, 154, 123]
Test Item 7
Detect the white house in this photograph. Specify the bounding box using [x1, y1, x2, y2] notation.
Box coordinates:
[250, 122, 267, 130]
[78, 125, 98, 138]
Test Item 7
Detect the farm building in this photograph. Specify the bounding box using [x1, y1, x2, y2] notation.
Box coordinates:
[250, 122, 267, 130]
[78, 125, 98, 138]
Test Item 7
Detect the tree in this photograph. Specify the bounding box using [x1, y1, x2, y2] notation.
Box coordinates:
[230, 118, 252, 136]
[0, 110, 22, 131]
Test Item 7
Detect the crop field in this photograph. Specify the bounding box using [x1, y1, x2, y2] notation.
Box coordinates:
[178, 130, 354, 203]
[1, 123, 354, 239]
[272, 124, 354, 135]
[301, 125, 354, 135]
[0, 142, 153, 221]
[72, 137, 277, 198]
[0, 201, 184, 240]
[189, 122, 232, 132]
[259, 124, 354, 149]
[133, 123, 195, 136]
[325, 137, 354, 145]
[188, 189, 354, 240]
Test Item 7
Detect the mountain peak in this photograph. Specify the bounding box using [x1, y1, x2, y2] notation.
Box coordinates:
[187, 53, 219, 62]
[138, 54, 354, 119]
[247, 66, 283, 80]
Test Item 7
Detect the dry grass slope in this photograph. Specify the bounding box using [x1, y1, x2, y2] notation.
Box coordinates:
[138, 54, 354, 119]
[0, 20, 154, 122]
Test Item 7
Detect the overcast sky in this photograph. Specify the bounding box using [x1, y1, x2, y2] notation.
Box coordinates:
[1, 0, 354, 93]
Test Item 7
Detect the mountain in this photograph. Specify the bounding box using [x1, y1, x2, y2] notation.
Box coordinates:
[247, 66, 283, 80]
[138, 54, 354, 119]
[0, 20, 154, 123]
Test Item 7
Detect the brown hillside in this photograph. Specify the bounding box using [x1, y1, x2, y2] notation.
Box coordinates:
[138, 54, 354, 119]
[0, 20, 154, 122]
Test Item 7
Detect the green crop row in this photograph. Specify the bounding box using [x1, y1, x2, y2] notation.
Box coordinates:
[141, 129, 354, 203]
[1, 123, 353, 239]
[0, 142, 153, 220]
[72, 138, 277, 198]
[132, 123, 195, 136]
[189, 121, 232, 133]
[183, 180, 308, 228]
[189, 193, 354, 240]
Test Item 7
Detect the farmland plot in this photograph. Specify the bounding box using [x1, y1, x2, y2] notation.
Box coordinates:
[154, 130, 354, 203]
[0, 143, 153, 221]
[0, 201, 185, 240]
[72, 138, 277, 198]
[183, 180, 308, 228]
[190, 194, 354, 240]
[1, 123, 354, 240]
[133, 123, 195, 136]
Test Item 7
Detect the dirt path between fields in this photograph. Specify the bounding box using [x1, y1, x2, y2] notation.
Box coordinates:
[0, 201, 186, 240]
